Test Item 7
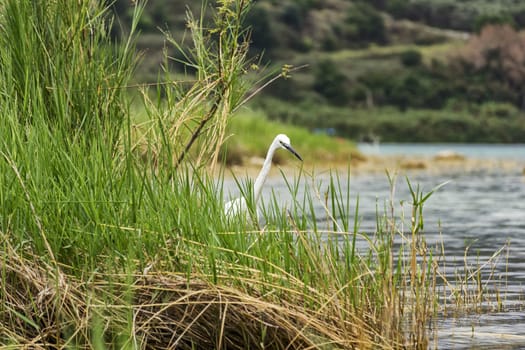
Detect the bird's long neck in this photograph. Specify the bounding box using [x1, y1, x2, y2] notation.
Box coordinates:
[253, 141, 277, 204]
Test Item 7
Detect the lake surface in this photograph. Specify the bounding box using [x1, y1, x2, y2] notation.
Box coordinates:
[357, 144, 525, 349]
[226, 143, 525, 349]
[325, 169, 525, 349]
[358, 142, 525, 161]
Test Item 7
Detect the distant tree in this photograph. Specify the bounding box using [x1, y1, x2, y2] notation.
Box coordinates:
[513, 8, 525, 28]
[458, 25, 525, 109]
[389, 74, 424, 111]
[400, 49, 422, 67]
[345, 3, 386, 44]
[474, 13, 515, 33]
[386, 0, 409, 19]
[245, 4, 277, 54]
[281, 3, 304, 30]
[313, 60, 349, 105]
[385, 1, 477, 31]
[359, 0, 387, 10]
[480, 101, 519, 119]
[151, 2, 171, 27]
[321, 33, 340, 52]
[387, 0, 432, 23]
[297, 0, 324, 11]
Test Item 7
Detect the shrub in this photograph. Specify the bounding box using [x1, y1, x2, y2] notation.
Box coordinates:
[474, 13, 516, 32]
[400, 49, 423, 67]
[345, 2, 387, 44]
[246, 4, 278, 54]
[479, 101, 519, 118]
[313, 60, 350, 105]
[281, 3, 304, 30]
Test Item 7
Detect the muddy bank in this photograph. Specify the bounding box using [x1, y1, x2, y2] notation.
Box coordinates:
[225, 152, 525, 179]
[348, 153, 524, 176]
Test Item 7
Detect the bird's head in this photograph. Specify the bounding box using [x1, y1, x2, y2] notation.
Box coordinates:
[275, 134, 302, 161]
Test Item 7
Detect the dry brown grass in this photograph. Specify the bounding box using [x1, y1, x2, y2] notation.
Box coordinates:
[0, 240, 382, 349]
[0, 242, 84, 348]
[134, 275, 344, 350]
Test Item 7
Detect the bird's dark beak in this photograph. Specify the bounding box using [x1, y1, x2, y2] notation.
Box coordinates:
[284, 144, 303, 161]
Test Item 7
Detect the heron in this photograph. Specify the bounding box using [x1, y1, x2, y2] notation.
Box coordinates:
[224, 134, 302, 218]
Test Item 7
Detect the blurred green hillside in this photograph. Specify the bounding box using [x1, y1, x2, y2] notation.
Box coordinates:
[111, 0, 525, 142]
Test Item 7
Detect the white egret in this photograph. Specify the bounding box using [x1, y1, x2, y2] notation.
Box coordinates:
[225, 134, 302, 218]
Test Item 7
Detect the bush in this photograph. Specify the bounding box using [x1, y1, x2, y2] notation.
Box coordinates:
[386, 0, 409, 19]
[321, 34, 341, 51]
[313, 60, 350, 105]
[346, 3, 387, 44]
[281, 3, 304, 30]
[246, 4, 278, 54]
[400, 49, 422, 67]
[265, 76, 304, 102]
[479, 102, 519, 118]
[474, 13, 516, 32]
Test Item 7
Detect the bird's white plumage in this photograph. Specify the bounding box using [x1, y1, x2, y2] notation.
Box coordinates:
[224, 196, 248, 217]
[225, 134, 302, 218]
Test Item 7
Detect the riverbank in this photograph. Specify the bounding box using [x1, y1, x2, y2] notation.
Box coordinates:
[349, 152, 524, 175]
[226, 151, 525, 180]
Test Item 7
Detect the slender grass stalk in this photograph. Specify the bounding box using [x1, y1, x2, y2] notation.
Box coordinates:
[137, 0, 256, 174]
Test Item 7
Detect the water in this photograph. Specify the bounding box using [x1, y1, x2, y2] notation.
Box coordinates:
[345, 144, 525, 348]
[358, 142, 525, 160]
[226, 143, 525, 349]
[326, 169, 525, 349]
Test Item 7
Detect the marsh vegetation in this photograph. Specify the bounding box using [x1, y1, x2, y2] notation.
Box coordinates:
[0, 1, 516, 349]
